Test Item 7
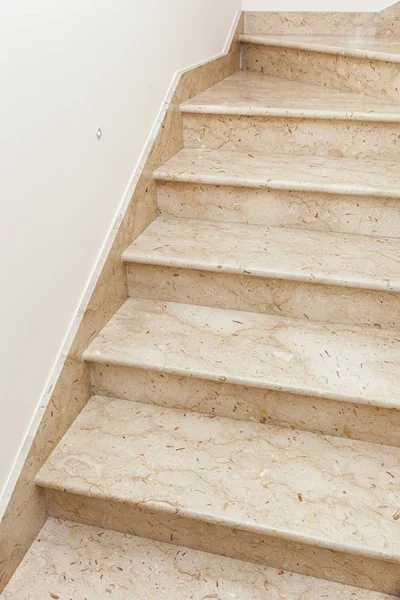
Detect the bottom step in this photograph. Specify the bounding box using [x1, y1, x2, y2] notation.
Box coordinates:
[2, 518, 397, 599]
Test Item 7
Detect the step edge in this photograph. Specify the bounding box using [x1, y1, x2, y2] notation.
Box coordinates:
[81, 351, 400, 412]
[240, 34, 400, 64]
[34, 477, 400, 565]
[122, 251, 400, 293]
[180, 103, 400, 123]
[154, 168, 400, 200]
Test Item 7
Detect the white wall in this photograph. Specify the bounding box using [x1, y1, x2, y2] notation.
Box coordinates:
[0, 0, 240, 495]
[242, 0, 392, 10]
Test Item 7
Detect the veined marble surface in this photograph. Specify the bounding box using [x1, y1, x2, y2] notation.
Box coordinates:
[35, 397, 400, 562]
[158, 181, 400, 238]
[154, 148, 400, 198]
[244, 11, 378, 36]
[240, 34, 400, 63]
[182, 72, 400, 121]
[242, 43, 400, 100]
[3, 518, 397, 600]
[83, 298, 400, 409]
[123, 216, 400, 293]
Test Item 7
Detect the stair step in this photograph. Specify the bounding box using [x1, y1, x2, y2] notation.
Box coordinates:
[35, 397, 400, 594]
[240, 34, 400, 63]
[154, 148, 400, 199]
[123, 216, 400, 330]
[3, 518, 397, 600]
[83, 297, 400, 411]
[181, 71, 400, 121]
[123, 216, 400, 293]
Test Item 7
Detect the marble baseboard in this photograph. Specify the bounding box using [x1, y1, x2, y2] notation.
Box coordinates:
[0, 13, 243, 593]
[89, 364, 400, 447]
[126, 263, 400, 330]
[244, 12, 378, 36]
[242, 43, 400, 101]
[44, 489, 400, 595]
[158, 182, 400, 238]
[183, 113, 400, 159]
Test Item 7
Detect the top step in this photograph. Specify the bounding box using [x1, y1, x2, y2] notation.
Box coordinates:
[240, 34, 400, 63]
[181, 72, 400, 121]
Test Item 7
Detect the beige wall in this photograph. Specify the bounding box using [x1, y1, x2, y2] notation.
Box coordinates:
[0, 0, 240, 495]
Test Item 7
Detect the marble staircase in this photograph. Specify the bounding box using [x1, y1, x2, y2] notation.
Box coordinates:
[4, 13, 400, 600]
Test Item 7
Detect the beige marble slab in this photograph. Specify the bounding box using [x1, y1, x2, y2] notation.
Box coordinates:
[83, 298, 400, 410]
[158, 182, 400, 238]
[244, 11, 378, 36]
[123, 216, 400, 293]
[182, 72, 400, 121]
[35, 397, 400, 563]
[154, 148, 400, 199]
[0, 12, 243, 593]
[6, 518, 395, 600]
[126, 263, 400, 330]
[44, 488, 400, 595]
[241, 43, 400, 100]
[183, 112, 400, 159]
[90, 364, 400, 447]
[240, 34, 400, 63]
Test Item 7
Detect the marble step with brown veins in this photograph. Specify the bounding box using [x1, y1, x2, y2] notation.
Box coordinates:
[35, 397, 400, 594]
[81, 297, 400, 449]
[240, 34, 400, 63]
[181, 71, 400, 121]
[180, 72, 400, 159]
[82, 298, 400, 409]
[154, 148, 400, 199]
[3, 518, 398, 600]
[122, 216, 400, 330]
[240, 35, 400, 101]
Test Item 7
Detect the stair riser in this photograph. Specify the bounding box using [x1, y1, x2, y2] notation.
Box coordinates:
[157, 182, 400, 238]
[241, 43, 400, 101]
[44, 489, 400, 596]
[88, 363, 400, 447]
[125, 263, 400, 330]
[244, 12, 378, 36]
[183, 113, 400, 159]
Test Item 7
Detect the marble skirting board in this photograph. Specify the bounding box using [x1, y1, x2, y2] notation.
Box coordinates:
[244, 2, 400, 37]
[0, 12, 243, 592]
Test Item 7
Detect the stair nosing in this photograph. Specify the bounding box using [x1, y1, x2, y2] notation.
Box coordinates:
[180, 103, 400, 123]
[154, 149, 400, 200]
[36, 477, 400, 564]
[122, 243, 400, 295]
[82, 350, 400, 411]
[240, 33, 400, 64]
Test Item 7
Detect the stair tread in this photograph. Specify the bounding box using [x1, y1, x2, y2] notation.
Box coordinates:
[154, 147, 400, 198]
[122, 216, 400, 292]
[181, 71, 400, 121]
[240, 33, 400, 63]
[36, 397, 400, 561]
[4, 518, 396, 600]
[83, 298, 400, 409]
